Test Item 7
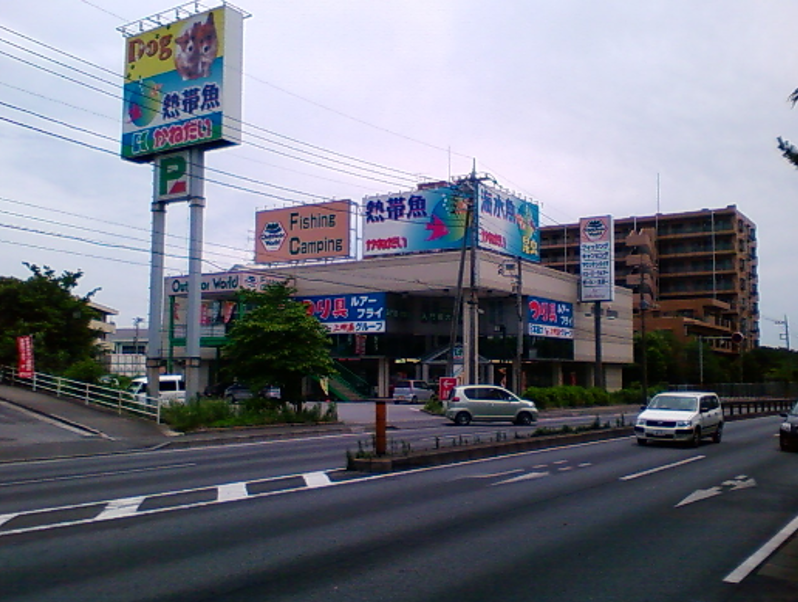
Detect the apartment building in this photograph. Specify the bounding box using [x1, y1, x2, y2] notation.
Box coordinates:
[539, 205, 759, 354]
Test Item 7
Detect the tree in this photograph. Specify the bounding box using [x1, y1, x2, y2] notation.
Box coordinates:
[222, 282, 336, 404]
[0, 264, 100, 374]
[777, 89, 798, 168]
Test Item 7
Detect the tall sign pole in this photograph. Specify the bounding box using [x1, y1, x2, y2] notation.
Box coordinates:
[119, 5, 246, 403]
[185, 148, 206, 400]
[579, 216, 614, 390]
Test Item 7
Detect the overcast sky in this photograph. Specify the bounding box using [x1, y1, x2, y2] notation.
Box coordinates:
[1, 0, 797, 348]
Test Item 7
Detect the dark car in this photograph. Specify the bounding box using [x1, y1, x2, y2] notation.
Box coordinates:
[223, 383, 282, 403]
[779, 401, 798, 451]
[224, 383, 253, 403]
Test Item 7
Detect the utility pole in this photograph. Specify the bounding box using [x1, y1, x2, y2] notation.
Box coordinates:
[514, 255, 524, 394]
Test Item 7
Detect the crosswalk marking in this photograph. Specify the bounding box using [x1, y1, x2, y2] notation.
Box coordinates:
[95, 496, 145, 521]
[304, 471, 332, 488]
[217, 482, 249, 502]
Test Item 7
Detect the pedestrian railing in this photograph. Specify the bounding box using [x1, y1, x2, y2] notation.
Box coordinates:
[1, 366, 163, 423]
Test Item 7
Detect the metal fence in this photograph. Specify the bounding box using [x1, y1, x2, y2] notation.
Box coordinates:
[1, 366, 163, 423]
[673, 382, 798, 399]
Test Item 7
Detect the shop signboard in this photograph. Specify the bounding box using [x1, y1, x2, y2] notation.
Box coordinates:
[362, 185, 469, 257]
[362, 183, 539, 261]
[579, 215, 615, 302]
[478, 184, 540, 262]
[255, 200, 352, 263]
[166, 271, 282, 296]
[527, 296, 574, 339]
[120, 6, 244, 162]
[297, 292, 386, 333]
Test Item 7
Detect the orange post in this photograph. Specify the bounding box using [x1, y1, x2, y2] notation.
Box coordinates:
[375, 400, 387, 456]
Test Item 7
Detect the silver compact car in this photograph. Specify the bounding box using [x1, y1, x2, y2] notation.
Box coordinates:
[392, 380, 437, 404]
[445, 385, 538, 426]
[635, 391, 723, 447]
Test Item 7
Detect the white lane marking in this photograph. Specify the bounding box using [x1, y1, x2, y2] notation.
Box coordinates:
[724, 513, 798, 583]
[553, 460, 568, 465]
[303, 471, 332, 488]
[619, 455, 705, 481]
[493, 471, 550, 486]
[217, 482, 249, 502]
[676, 487, 722, 507]
[578, 462, 592, 468]
[0, 463, 197, 487]
[0, 513, 18, 528]
[0, 437, 633, 537]
[95, 496, 145, 521]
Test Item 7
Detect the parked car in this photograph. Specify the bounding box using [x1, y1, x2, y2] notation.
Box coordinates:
[634, 391, 723, 447]
[444, 385, 538, 426]
[392, 380, 437, 404]
[127, 374, 186, 405]
[779, 400, 798, 451]
[224, 383, 282, 403]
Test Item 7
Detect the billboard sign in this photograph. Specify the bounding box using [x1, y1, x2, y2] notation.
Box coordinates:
[478, 184, 540, 262]
[363, 186, 469, 257]
[579, 215, 615, 302]
[120, 6, 244, 162]
[255, 201, 352, 263]
[166, 271, 283, 296]
[527, 296, 574, 339]
[297, 292, 386, 333]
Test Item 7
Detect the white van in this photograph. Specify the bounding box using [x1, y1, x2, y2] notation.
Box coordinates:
[127, 374, 186, 405]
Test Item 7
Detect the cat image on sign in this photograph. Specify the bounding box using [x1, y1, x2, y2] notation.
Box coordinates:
[196, 13, 219, 78]
[173, 13, 218, 80]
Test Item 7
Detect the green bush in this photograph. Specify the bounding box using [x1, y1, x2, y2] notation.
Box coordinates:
[161, 397, 338, 432]
[61, 358, 106, 384]
[523, 385, 643, 410]
[424, 397, 444, 415]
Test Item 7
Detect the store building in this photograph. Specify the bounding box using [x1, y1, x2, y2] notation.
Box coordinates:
[162, 249, 633, 399]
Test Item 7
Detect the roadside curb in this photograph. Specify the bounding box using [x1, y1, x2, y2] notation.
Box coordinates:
[348, 426, 635, 473]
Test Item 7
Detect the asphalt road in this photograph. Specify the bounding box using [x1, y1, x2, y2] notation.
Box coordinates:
[2, 414, 796, 601]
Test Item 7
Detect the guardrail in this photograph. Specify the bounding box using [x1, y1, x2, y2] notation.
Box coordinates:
[1, 366, 163, 423]
[722, 397, 795, 419]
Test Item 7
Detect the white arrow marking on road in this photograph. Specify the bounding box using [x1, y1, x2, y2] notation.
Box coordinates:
[723, 476, 757, 491]
[492, 471, 550, 486]
[676, 487, 723, 507]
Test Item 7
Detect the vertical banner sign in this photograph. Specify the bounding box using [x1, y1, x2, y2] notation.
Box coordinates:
[120, 6, 244, 162]
[579, 216, 615, 302]
[16, 335, 34, 378]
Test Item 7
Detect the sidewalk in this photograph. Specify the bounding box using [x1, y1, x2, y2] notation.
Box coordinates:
[0, 385, 354, 463]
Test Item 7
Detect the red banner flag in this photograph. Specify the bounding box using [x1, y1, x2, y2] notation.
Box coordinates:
[16, 335, 34, 378]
